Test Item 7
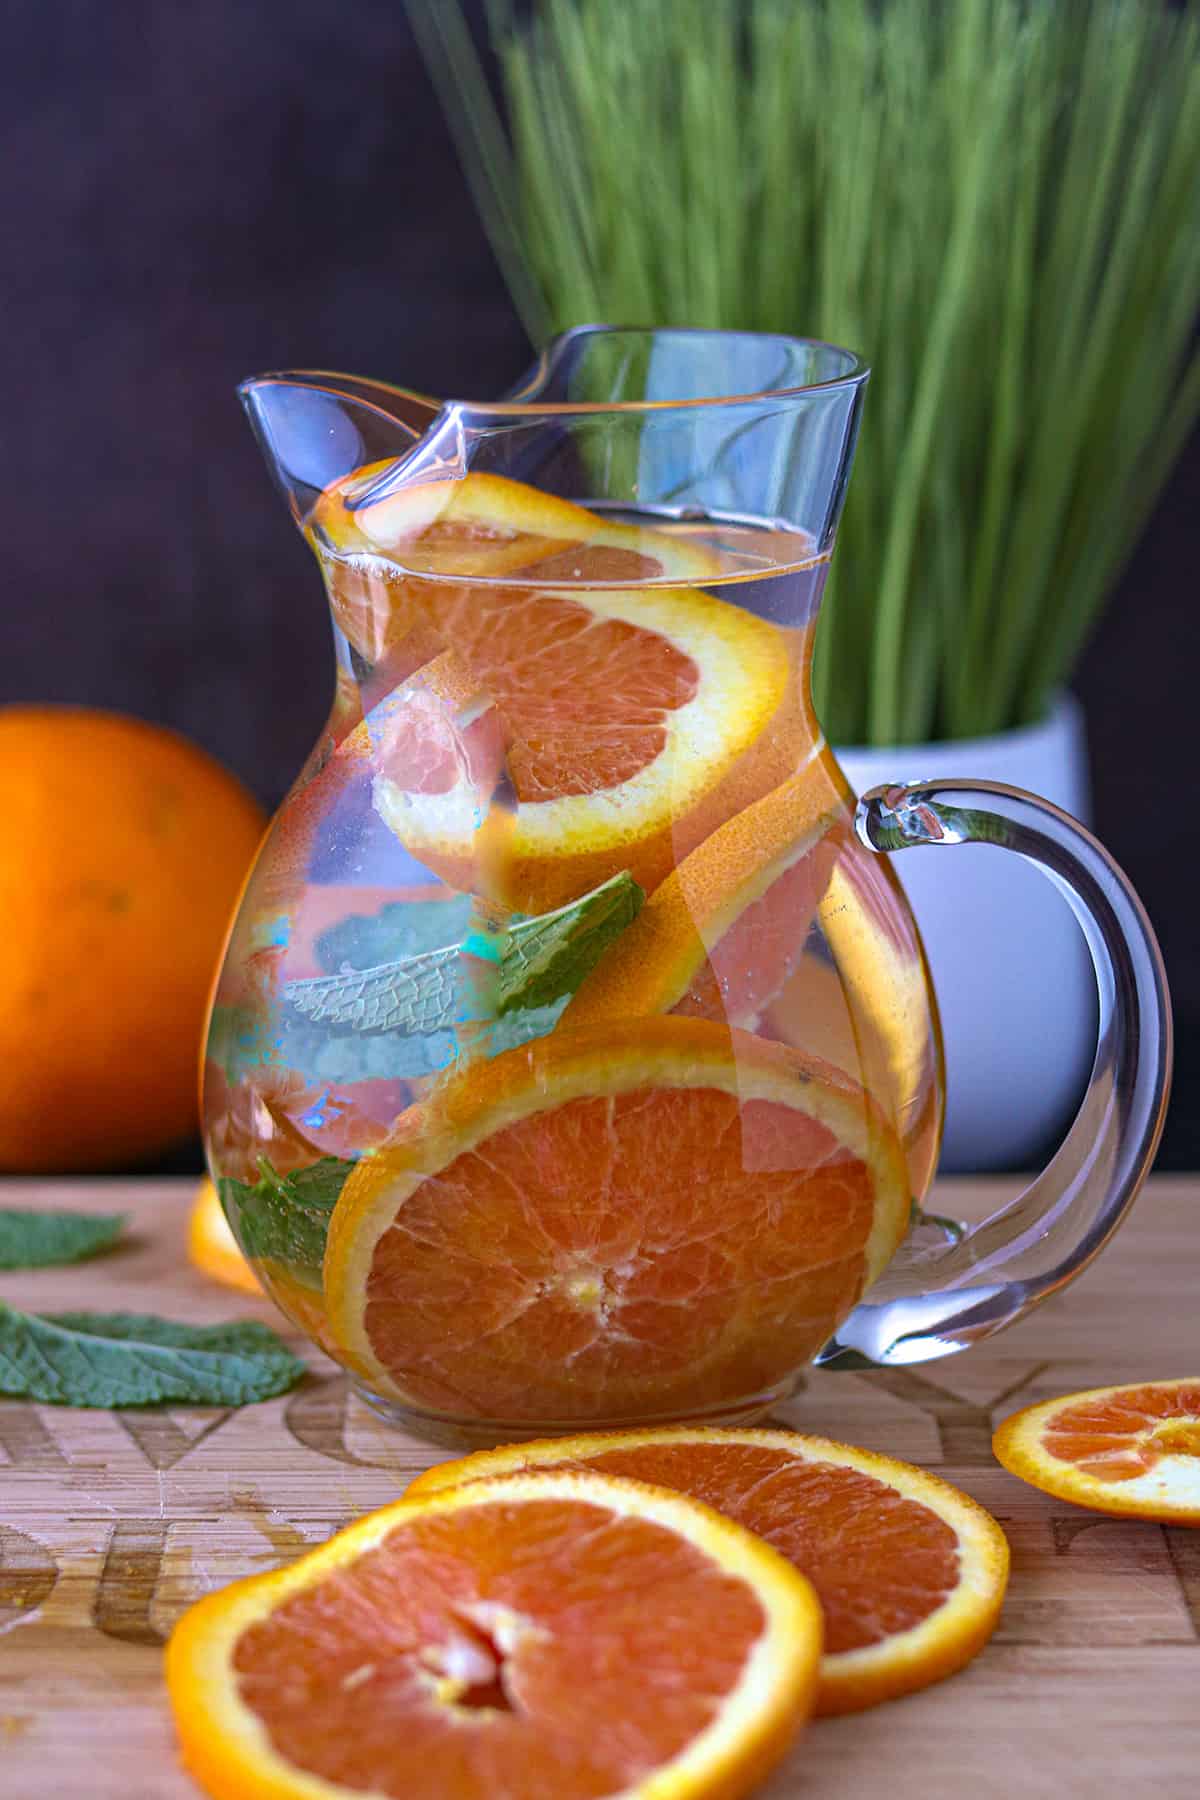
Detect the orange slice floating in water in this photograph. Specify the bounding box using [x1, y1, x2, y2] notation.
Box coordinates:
[563, 765, 841, 1030]
[410, 1426, 1011, 1717]
[188, 1177, 262, 1297]
[323, 1017, 909, 1426]
[166, 1469, 822, 1800]
[313, 468, 728, 680]
[994, 1379, 1200, 1523]
[314, 466, 726, 582]
[370, 591, 804, 914]
[311, 470, 806, 913]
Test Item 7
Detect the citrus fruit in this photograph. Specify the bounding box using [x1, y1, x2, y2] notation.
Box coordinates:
[310, 469, 806, 913]
[188, 1176, 261, 1296]
[563, 767, 840, 1030]
[166, 1469, 823, 1800]
[812, 860, 938, 1108]
[323, 1017, 909, 1424]
[410, 1426, 1011, 1716]
[370, 600, 805, 915]
[314, 466, 725, 584]
[994, 1380, 1200, 1523]
[0, 707, 265, 1171]
[313, 467, 726, 679]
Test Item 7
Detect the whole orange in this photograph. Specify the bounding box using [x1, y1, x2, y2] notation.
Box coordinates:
[0, 707, 266, 1171]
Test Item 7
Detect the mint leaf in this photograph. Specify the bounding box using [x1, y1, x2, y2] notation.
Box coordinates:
[0, 1304, 305, 1407]
[495, 871, 643, 1014]
[219, 1156, 354, 1274]
[316, 895, 474, 973]
[281, 1014, 456, 1081]
[0, 1209, 127, 1270]
[43, 1313, 292, 1355]
[284, 871, 644, 1039]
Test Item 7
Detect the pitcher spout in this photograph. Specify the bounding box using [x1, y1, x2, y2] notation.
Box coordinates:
[238, 371, 442, 528]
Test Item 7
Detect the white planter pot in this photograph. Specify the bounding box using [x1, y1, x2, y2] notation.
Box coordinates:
[835, 693, 1096, 1173]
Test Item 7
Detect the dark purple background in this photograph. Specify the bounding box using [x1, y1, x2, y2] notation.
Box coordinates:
[2, 1, 1196, 1167]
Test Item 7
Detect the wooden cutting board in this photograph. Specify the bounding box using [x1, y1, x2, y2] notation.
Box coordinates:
[1, 1175, 1197, 1798]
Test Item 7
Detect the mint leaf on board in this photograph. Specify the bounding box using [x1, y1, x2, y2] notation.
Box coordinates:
[0, 1209, 127, 1270]
[0, 1305, 306, 1407]
[219, 1156, 354, 1275]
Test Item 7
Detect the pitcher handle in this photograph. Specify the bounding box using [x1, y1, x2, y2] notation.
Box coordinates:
[817, 779, 1172, 1369]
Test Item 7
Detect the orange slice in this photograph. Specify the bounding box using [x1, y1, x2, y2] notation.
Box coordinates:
[410, 1427, 1011, 1716]
[166, 1469, 823, 1800]
[370, 592, 804, 914]
[312, 468, 726, 675]
[323, 1017, 909, 1425]
[994, 1380, 1200, 1523]
[188, 1176, 262, 1297]
[563, 766, 841, 1030]
[310, 468, 806, 912]
[314, 466, 725, 582]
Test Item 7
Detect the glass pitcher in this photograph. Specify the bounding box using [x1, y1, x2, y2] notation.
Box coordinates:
[206, 326, 1171, 1442]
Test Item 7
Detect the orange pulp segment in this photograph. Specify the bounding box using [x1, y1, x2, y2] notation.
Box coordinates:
[994, 1379, 1200, 1522]
[410, 1427, 1011, 1716]
[166, 1469, 823, 1800]
[323, 1017, 909, 1425]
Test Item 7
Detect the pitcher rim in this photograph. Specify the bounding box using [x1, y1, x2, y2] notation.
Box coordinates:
[240, 325, 869, 420]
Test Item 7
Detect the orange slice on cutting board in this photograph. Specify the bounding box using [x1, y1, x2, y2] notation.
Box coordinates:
[410, 1426, 1011, 1716]
[166, 1469, 823, 1800]
[994, 1380, 1200, 1523]
[563, 764, 842, 1030]
[323, 1016, 908, 1425]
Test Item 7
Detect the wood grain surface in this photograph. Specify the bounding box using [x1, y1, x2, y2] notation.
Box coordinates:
[1, 1175, 1197, 1798]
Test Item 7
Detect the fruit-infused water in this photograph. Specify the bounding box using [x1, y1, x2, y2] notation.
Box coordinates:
[205, 472, 941, 1432]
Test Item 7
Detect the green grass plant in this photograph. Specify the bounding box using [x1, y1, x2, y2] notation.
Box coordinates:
[413, 0, 1200, 744]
